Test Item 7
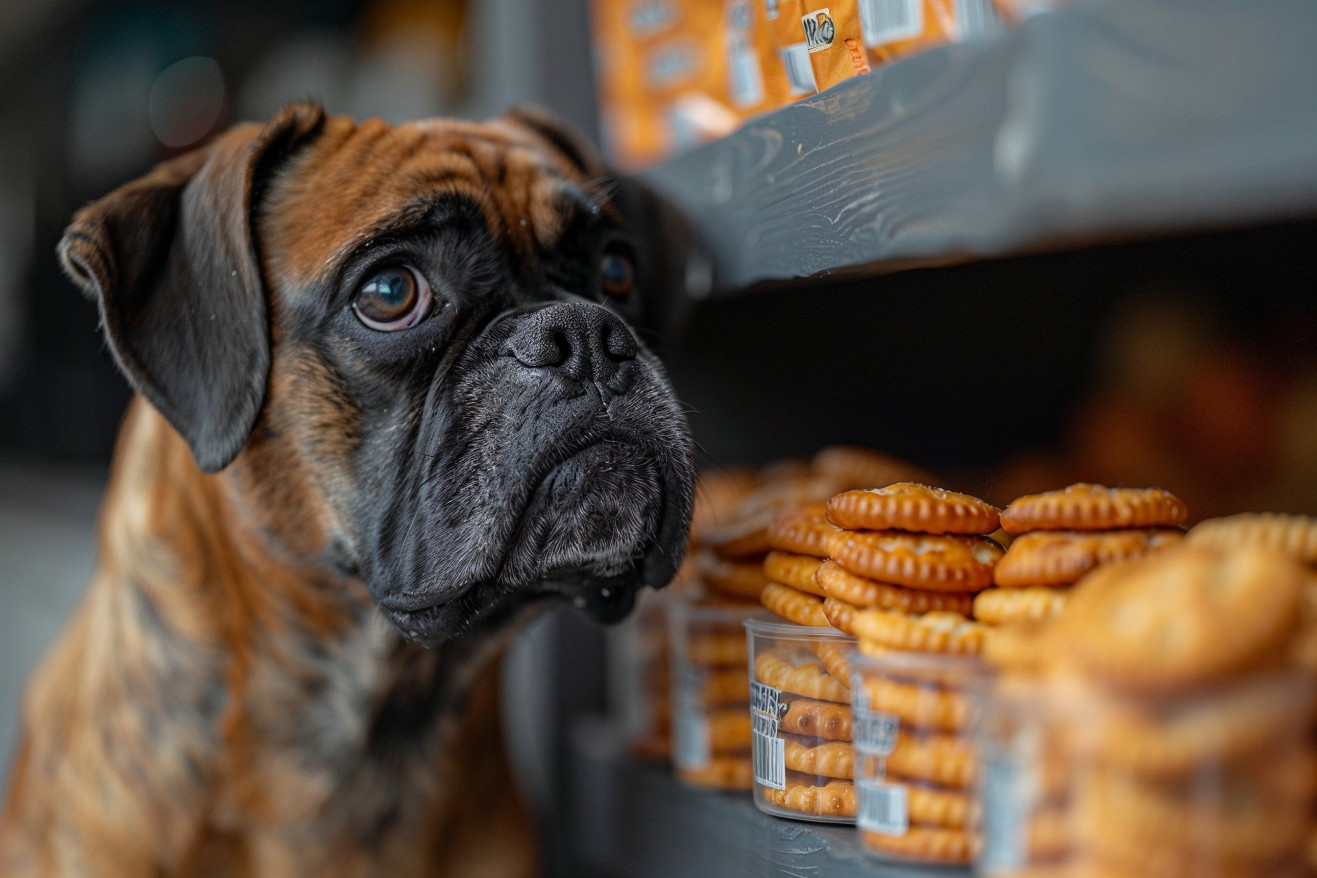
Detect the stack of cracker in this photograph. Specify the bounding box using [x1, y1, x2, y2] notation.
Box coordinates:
[739, 450, 931, 819]
[820, 483, 1003, 865]
[745, 503, 857, 822]
[669, 449, 913, 791]
[1186, 512, 1317, 877]
[978, 535, 1316, 878]
[974, 483, 1189, 632]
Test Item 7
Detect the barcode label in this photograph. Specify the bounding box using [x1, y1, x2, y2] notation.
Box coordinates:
[674, 707, 710, 770]
[750, 682, 783, 733]
[979, 752, 1027, 870]
[853, 708, 899, 755]
[728, 45, 764, 107]
[858, 779, 909, 835]
[754, 731, 787, 789]
[858, 0, 923, 47]
[778, 43, 817, 95]
[955, 0, 1002, 39]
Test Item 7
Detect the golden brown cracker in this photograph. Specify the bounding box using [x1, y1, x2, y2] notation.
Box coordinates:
[1187, 512, 1317, 564]
[993, 528, 1184, 588]
[812, 639, 855, 690]
[816, 559, 974, 614]
[780, 697, 852, 741]
[684, 632, 750, 666]
[883, 731, 977, 789]
[760, 581, 829, 627]
[755, 648, 851, 703]
[767, 503, 840, 558]
[857, 676, 974, 733]
[762, 773, 857, 818]
[999, 483, 1188, 534]
[860, 826, 973, 864]
[826, 483, 1000, 535]
[763, 550, 827, 596]
[828, 530, 1002, 592]
[1064, 545, 1304, 693]
[781, 733, 854, 779]
[820, 596, 862, 636]
[852, 610, 987, 656]
[972, 587, 1069, 625]
[676, 754, 754, 790]
[696, 548, 769, 601]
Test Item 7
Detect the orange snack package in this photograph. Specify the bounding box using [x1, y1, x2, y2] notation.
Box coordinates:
[766, 0, 819, 98]
[856, 0, 956, 66]
[800, 1, 871, 91]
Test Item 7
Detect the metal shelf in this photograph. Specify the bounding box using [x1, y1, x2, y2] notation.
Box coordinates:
[642, 0, 1317, 296]
[566, 717, 968, 878]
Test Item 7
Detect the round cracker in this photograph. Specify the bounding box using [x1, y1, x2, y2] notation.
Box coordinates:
[1000, 483, 1188, 534]
[826, 483, 999, 535]
[815, 560, 974, 614]
[1065, 544, 1304, 693]
[763, 550, 827, 596]
[768, 503, 841, 557]
[993, 528, 1184, 588]
[828, 530, 1002, 593]
[1188, 512, 1317, 564]
[760, 581, 829, 627]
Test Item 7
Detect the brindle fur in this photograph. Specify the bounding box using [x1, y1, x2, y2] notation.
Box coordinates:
[0, 104, 694, 876]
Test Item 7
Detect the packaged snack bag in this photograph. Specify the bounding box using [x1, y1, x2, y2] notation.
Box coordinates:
[799, 1, 871, 92]
[767, 0, 819, 97]
[856, 0, 955, 66]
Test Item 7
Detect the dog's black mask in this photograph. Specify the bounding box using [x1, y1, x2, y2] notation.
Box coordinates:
[358, 294, 692, 644]
[59, 103, 696, 647]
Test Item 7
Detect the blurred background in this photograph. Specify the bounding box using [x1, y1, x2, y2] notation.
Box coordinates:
[0, 0, 1314, 875]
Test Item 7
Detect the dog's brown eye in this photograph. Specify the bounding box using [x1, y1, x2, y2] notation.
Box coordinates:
[600, 246, 634, 299]
[354, 266, 432, 331]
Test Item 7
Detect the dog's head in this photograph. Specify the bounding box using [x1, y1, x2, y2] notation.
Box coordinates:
[59, 104, 696, 646]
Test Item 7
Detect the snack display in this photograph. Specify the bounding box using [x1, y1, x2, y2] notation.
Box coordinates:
[648, 452, 914, 790]
[611, 588, 675, 762]
[851, 649, 991, 864]
[974, 541, 1317, 877]
[590, 0, 1016, 169]
[972, 484, 1190, 637]
[669, 599, 771, 790]
[746, 619, 860, 822]
[816, 481, 1000, 862]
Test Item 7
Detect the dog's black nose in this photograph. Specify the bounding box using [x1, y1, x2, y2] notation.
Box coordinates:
[505, 302, 637, 387]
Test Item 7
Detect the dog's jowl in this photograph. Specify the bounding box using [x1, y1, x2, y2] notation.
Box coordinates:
[0, 104, 695, 877]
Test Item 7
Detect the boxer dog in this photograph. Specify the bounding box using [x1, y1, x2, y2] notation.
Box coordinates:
[0, 103, 695, 876]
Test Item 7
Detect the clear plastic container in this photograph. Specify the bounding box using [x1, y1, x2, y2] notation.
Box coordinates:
[607, 588, 672, 762]
[743, 618, 859, 823]
[667, 599, 770, 790]
[974, 670, 1316, 878]
[850, 649, 993, 865]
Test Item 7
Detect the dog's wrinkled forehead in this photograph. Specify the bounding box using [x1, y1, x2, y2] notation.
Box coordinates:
[259, 114, 615, 286]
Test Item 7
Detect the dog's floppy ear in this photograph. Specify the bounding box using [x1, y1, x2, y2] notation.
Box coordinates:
[59, 103, 325, 473]
[502, 106, 709, 340]
[502, 105, 609, 179]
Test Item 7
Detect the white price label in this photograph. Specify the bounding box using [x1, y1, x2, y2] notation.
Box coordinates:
[859, 779, 909, 835]
[853, 708, 900, 755]
[858, 0, 923, 46]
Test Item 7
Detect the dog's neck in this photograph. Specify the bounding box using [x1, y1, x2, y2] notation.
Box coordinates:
[2, 398, 536, 877]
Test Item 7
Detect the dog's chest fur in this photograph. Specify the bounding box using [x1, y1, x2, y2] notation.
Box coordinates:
[4, 402, 530, 876]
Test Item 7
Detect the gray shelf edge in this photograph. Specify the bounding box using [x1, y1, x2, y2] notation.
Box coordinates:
[566, 716, 968, 878]
[640, 0, 1317, 296]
